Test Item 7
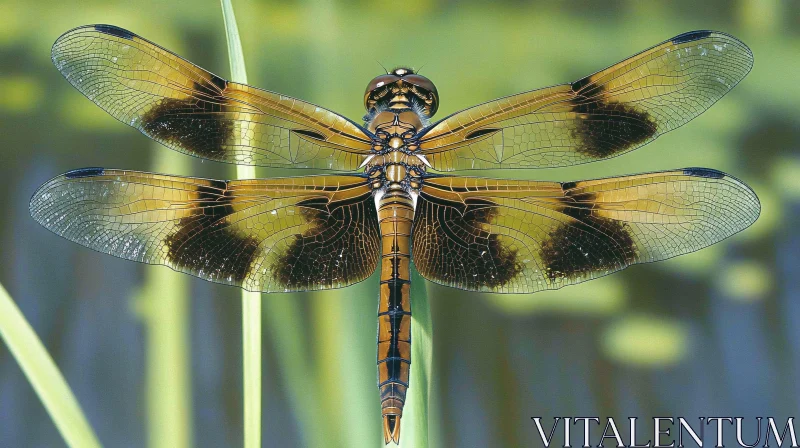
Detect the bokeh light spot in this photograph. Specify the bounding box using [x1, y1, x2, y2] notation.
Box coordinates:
[0, 76, 43, 113]
[602, 314, 688, 367]
[717, 260, 771, 302]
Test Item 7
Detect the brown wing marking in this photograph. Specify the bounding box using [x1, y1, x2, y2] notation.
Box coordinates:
[30, 169, 380, 292]
[140, 76, 235, 162]
[412, 194, 524, 290]
[412, 169, 759, 293]
[567, 77, 657, 158]
[539, 181, 637, 281]
[274, 193, 380, 290]
[163, 178, 259, 284]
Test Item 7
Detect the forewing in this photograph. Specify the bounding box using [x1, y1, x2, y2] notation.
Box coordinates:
[30, 169, 380, 292]
[52, 25, 373, 170]
[412, 169, 759, 292]
[417, 31, 753, 171]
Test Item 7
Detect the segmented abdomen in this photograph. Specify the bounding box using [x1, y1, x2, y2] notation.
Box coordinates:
[376, 189, 414, 444]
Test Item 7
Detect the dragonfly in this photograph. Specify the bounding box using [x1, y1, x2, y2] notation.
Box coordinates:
[31, 25, 760, 444]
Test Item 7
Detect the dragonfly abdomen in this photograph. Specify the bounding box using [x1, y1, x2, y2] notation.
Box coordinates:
[376, 189, 414, 445]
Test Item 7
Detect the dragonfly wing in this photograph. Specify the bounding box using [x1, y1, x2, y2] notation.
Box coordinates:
[412, 169, 759, 292]
[30, 169, 380, 292]
[417, 31, 753, 171]
[52, 25, 374, 170]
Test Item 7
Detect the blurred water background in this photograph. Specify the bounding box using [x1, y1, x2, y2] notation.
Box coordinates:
[0, 0, 798, 447]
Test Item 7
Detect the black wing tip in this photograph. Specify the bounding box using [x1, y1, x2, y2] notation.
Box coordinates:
[93, 24, 135, 40]
[670, 30, 751, 58]
[64, 167, 105, 179]
[682, 167, 761, 220]
[683, 167, 725, 179]
[52, 24, 135, 63]
[672, 30, 713, 45]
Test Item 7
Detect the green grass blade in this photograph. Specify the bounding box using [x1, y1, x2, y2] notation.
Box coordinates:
[221, 0, 248, 86]
[0, 282, 102, 448]
[220, 2, 260, 447]
[241, 290, 261, 448]
[338, 276, 382, 447]
[399, 268, 433, 448]
[133, 148, 193, 448]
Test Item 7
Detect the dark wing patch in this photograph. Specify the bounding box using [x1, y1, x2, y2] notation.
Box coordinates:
[274, 193, 379, 289]
[412, 171, 759, 293]
[540, 186, 636, 281]
[293, 129, 327, 141]
[164, 181, 259, 284]
[465, 128, 501, 140]
[412, 194, 523, 291]
[29, 170, 381, 292]
[141, 81, 234, 161]
[569, 80, 657, 158]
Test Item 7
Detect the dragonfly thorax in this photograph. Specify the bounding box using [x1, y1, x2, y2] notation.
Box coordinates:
[364, 110, 428, 193]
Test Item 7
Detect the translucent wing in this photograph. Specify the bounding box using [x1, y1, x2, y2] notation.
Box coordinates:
[30, 168, 380, 292]
[417, 31, 753, 171]
[412, 169, 759, 292]
[52, 25, 374, 170]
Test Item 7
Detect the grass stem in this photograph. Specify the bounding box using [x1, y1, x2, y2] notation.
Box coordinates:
[241, 291, 261, 448]
[134, 148, 193, 448]
[399, 268, 433, 448]
[219, 2, 260, 447]
[0, 282, 102, 448]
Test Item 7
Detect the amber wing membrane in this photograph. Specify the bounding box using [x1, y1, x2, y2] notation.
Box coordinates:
[417, 31, 752, 171]
[51, 25, 374, 170]
[29, 169, 380, 292]
[412, 169, 759, 292]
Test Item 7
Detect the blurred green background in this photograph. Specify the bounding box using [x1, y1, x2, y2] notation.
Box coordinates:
[1, 0, 798, 447]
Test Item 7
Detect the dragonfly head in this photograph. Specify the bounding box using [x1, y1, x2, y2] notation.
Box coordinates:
[364, 67, 439, 118]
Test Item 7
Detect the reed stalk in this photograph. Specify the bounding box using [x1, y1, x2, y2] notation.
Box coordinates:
[219, 2, 261, 447]
[398, 268, 433, 448]
[337, 278, 382, 447]
[134, 148, 192, 448]
[0, 281, 102, 448]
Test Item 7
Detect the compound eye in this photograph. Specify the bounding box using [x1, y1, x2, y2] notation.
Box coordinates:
[401, 74, 437, 94]
[365, 74, 400, 96]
